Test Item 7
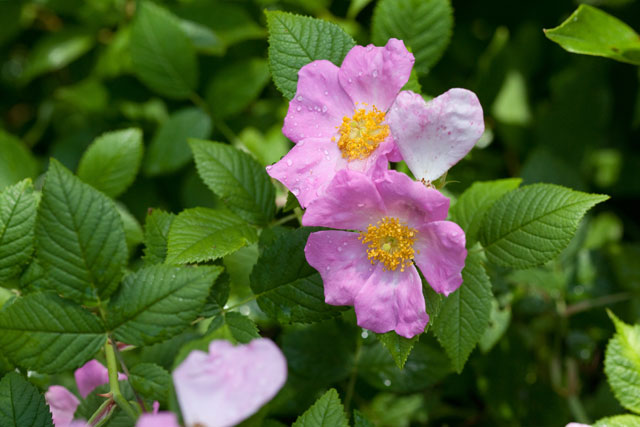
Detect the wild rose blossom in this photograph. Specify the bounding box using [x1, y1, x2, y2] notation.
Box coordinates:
[387, 89, 485, 183]
[303, 169, 467, 338]
[266, 38, 414, 207]
[172, 338, 287, 427]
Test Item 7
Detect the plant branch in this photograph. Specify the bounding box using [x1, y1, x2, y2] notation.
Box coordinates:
[563, 292, 632, 317]
[105, 340, 139, 420]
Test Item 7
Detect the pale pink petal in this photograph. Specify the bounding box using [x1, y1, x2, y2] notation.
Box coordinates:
[173, 339, 287, 427]
[374, 169, 450, 227]
[74, 360, 126, 398]
[414, 221, 467, 296]
[45, 385, 79, 427]
[136, 412, 180, 427]
[266, 138, 345, 208]
[566, 424, 591, 427]
[302, 169, 385, 230]
[387, 89, 484, 182]
[283, 60, 354, 143]
[353, 264, 428, 338]
[305, 230, 374, 305]
[339, 39, 414, 112]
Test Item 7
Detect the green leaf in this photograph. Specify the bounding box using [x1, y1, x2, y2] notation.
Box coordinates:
[250, 227, 347, 324]
[371, 0, 453, 73]
[20, 29, 94, 84]
[292, 388, 349, 427]
[604, 310, 640, 414]
[130, 1, 198, 99]
[36, 159, 127, 303]
[166, 207, 257, 265]
[544, 4, 640, 65]
[206, 58, 270, 118]
[200, 271, 230, 318]
[129, 363, 171, 404]
[432, 251, 493, 373]
[207, 312, 261, 344]
[108, 265, 221, 346]
[144, 108, 212, 176]
[479, 184, 608, 269]
[77, 128, 143, 198]
[266, 10, 356, 99]
[190, 139, 275, 226]
[353, 409, 375, 427]
[0, 180, 37, 282]
[143, 209, 175, 265]
[376, 332, 418, 370]
[117, 203, 144, 256]
[178, 19, 225, 55]
[0, 130, 38, 192]
[0, 293, 106, 373]
[0, 372, 53, 427]
[478, 299, 511, 353]
[594, 414, 640, 427]
[450, 178, 522, 246]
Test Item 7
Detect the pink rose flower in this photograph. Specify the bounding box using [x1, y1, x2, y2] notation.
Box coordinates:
[75, 359, 126, 398]
[267, 38, 415, 207]
[136, 412, 180, 427]
[303, 169, 467, 338]
[173, 338, 287, 427]
[45, 386, 80, 427]
[387, 89, 485, 183]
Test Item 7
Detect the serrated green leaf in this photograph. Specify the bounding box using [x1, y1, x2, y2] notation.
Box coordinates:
[129, 363, 171, 404]
[479, 184, 609, 269]
[190, 139, 275, 225]
[450, 178, 522, 246]
[266, 10, 355, 100]
[207, 312, 260, 344]
[604, 310, 640, 414]
[478, 299, 511, 354]
[544, 4, 640, 65]
[206, 58, 270, 118]
[0, 293, 106, 373]
[143, 209, 175, 266]
[200, 271, 230, 318]
[36, 159, 127, 303]
[0, 372, 53, 427]
[353, 409, 374, 427]
[292, 388, 349, 427]
[108, 265, 221, 346]
[376, 332, 418, 370]
[166, 207, 257, 264]
[432, 251, 493, 373]
[77, 128, 143, 198]
[116, 203, 143, 256]
[371, 0, 453, 73]
[594, 414, 640, 427]
[0, 180, 37, 282]
[0, 130, 38, 192]
[130, 1, 198, 98]
[178, 19, 225, 55]
[250, 228, 346, 324]
[144, 108, 212, 176]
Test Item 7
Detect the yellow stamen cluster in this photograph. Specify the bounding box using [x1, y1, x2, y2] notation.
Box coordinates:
[333, 105, 389, 161]
[359, 217, 417, 272]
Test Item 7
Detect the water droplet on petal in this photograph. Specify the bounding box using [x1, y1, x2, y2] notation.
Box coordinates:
[322, 105, 327, 113]
[367, 45, 373, 51]
[343, 242, 348, 246]
[372, 70, 378, 78]
[286, 159, 292, 166]
[325, 266, 331, 271]
[298, 140, 305, 146]
[348, 78, 353, 83]
[292, 188, 300, 196]
[324, 91, 329, 96]
[297, 95, 303, 101]
[357, 203, 365, 207]
[358, 71, 363, 76]
[266, 165, 272, 171]
[337, 247, 342, 252]
[296, 106, 302, 112]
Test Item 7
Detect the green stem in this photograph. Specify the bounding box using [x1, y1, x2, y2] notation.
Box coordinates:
[189, 92, 240, 145]
[105, 341, 138, 420]
[567, 395, 590, 424]
[344, 333, 363, 414]
[272, 212, 299, 226]
[563, 292, 632, 317]
[86, 398, 114, 426]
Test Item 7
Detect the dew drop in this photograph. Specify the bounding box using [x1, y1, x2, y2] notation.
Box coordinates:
[348, 78, 353, 83]
[266, 165, 272, 171]
[322, 105, 328, 113]
[358, 71, 363, 76]
[326, 266, 331, 271]
[292, 188, 300, 196]
[366, 45, 373, 51]
[361, 331, 369, 339]
[298, 140, 305, 146]
[357, 203, 365, 207]
[383, 379, 391, 387]
[297, 95, 303, 101]
[343, 242, 347, 246]
[296, 106, 302, 112]
[286, 159, 292, 166]
[337, 247, 343, 252]
[372, 70, 378, 78]
[324, 149, 329, 155]
[324, 91, 329, 96]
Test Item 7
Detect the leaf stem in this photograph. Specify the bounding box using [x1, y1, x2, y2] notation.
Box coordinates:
[272, 212, 299, 226]
[105, 340, 139, 420]
[189, 91, 240, 145]
[562, 292, 631, 317]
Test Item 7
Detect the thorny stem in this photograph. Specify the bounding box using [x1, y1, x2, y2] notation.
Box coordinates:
[105, 340, 139, 420]
[112, 341, 147, 412]
[86, 398, 114, 426]
[344, 333, 363, 414]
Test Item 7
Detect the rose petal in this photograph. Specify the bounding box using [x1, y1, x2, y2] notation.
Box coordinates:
[173, 339, 287, 427]
[302, 169, 386, 230]
[353, 264, 428, 338]
[387, 89, 484, 182]
[136, 412, 180, 427]
[74, 360, 126, 398]
[339, 39, 414, 112]
[305, 230, 374, 305]
[414, 221, 467, 296]
[374, 169, 450, 227]
[283, 60, 354, 143]
[45, 385, 80, 427]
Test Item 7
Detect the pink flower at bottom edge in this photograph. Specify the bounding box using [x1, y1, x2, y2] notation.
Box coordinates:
[75, 359, 127, 398]
[136, 412, 180, 427]
[267, 38, 415, 208]
[303, 169, 467, 338]
[45, 385, 80, 427]
[172, 338, 287, 427]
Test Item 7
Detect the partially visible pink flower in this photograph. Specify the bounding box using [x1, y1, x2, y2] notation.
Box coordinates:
[566, 423, 591, 427]
[267, 38, 414, 207]
[75, 359, 126, 398]
[45, 386, 80, 427]
[136, 412, 180, 427]
[387, 89, 484, 183]
[173, 338, 287, 427]
[303, 169, 467, 338]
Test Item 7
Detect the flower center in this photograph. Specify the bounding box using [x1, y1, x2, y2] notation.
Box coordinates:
[334, 104, 389, 161]
[359, 216, 417, 272]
